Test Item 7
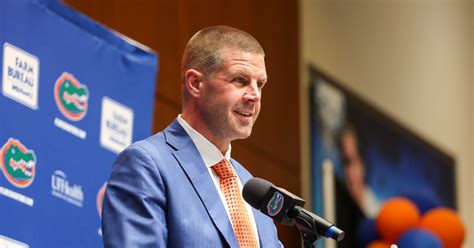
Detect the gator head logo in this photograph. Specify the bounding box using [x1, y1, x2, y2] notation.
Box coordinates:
[267, 191, 284, 217]
[54, 72, 89, 121]
[97, 182, 107, 218]
[0, 138, 36, 188]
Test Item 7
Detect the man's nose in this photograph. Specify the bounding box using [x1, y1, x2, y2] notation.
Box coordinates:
[244, 81, 261, 101]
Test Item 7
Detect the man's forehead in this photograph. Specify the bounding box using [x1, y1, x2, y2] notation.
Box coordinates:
[221, 48, 263, 58]
[221, 50, 265, 67]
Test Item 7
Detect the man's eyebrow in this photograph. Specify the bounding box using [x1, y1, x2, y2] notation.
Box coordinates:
[230, 68, 267, 80]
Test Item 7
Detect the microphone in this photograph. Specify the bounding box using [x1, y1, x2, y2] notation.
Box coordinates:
[242, 177, 344, 242]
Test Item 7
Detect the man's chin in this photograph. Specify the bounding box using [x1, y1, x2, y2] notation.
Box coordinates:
[235, 128, 253, 140]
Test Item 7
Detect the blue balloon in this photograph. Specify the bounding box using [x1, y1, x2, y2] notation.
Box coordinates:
[397, 228, 443, 248]
[400, 188, 441, 214]
[356, 218, 379, 248]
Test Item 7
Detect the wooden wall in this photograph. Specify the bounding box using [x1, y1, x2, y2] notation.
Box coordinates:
[63, 0, 300, 246]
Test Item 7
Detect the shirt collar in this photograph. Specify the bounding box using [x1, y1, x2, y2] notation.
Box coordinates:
[177, 115, 231, 168]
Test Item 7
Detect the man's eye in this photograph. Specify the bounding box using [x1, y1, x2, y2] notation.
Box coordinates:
[233, 77, 247, 84]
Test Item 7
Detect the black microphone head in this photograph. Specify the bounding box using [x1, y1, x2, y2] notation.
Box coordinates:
[243, 177, 345, 242]
[243, 177, 305, 226]
[242, 177, 273, 209]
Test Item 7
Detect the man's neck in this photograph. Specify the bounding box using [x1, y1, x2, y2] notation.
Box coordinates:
[180, 113, 230, 154]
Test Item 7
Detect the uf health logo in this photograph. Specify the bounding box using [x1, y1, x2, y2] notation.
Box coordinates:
[54, 72, 89, 121]
[0, 138, 36, 188]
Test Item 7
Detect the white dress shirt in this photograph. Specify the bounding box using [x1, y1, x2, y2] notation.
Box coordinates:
[177, 115, 260, 245]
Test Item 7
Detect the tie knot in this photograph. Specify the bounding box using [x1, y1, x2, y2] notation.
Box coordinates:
[212, 159, 237, 179]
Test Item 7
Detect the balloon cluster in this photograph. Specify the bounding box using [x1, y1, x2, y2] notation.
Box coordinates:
[356, 195, 465, 248]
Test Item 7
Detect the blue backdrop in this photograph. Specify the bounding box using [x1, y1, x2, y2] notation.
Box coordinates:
[0, 0, 158, 247]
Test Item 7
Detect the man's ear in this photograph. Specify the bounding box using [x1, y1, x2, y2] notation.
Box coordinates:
[184, 69, 204, 97]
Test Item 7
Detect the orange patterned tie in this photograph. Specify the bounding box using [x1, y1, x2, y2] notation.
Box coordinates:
[212, 159, 259, 248]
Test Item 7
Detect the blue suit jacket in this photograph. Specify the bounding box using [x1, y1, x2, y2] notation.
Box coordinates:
[102, 119, 282, 247]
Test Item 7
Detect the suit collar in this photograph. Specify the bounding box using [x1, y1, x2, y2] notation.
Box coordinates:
[163, 119, 192, 150]
[176, 115, 232, 167]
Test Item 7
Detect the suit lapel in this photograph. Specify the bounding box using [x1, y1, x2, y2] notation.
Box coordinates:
[164, 120, 239, 247]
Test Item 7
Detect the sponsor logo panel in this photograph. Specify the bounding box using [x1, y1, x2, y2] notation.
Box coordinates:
[2, 43, 39, 110]
[100, 97, 134, 154]
[51, 170, 84, 207]
[53, 118, 86, 139]
[54, 72, 89, 121]
[0, 138, 36, 188]
[53, 72, 88, 139]
[0, 138, 35, 206]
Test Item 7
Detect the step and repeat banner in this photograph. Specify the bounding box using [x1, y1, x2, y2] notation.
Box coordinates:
[0, 0, 158, 247]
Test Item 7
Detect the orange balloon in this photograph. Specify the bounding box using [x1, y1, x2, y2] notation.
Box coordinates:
[376, 197, 420, 243]
[367, 240, 392, 248]
[419, 207, 465, 248]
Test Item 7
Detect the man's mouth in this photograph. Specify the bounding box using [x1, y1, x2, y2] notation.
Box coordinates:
[234, 109, 253, 117]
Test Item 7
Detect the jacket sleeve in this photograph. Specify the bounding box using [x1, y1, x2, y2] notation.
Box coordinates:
[101, 144, 167, 248]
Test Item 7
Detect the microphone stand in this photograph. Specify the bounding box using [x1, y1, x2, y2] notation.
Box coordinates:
[289, 205, 344, 247]
[292, 207, 321, 248]
[300, 229, 320, 248]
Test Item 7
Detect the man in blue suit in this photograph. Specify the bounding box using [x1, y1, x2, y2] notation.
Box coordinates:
[102, 25, 282, 247]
